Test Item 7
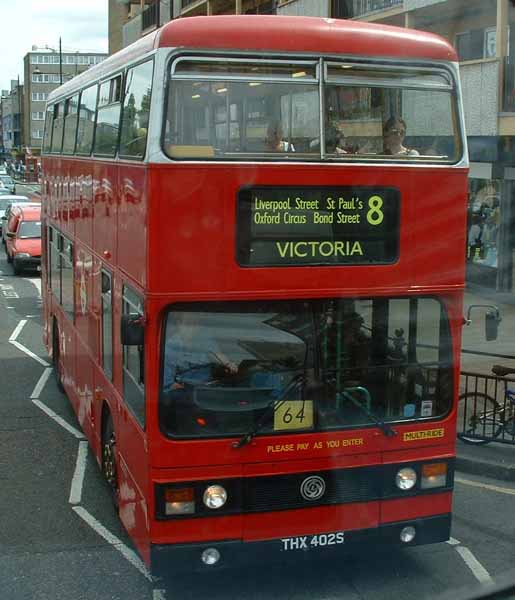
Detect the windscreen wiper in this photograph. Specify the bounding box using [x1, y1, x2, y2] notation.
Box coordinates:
[340, 386, 398, 438]
[232, 372, 306, 449]
[232, 397, 287, 449]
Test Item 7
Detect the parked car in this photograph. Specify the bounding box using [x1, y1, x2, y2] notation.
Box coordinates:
[0, 175, 16, 193]
[5, 204, 42, 275]
[0, 195, 32, 241]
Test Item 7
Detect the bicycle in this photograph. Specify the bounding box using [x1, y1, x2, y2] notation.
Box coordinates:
[458, 365, 515, 445]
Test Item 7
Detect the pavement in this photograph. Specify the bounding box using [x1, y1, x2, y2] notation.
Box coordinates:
[456, 440, 515, 481]
[455, 286, 515, 481]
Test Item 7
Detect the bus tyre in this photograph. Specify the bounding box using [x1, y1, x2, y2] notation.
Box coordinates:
[102, 413, 120, 511]
[52, 323, 65, 392]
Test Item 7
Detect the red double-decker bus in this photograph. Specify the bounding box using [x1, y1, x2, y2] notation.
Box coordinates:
[41, 15, 468, 574]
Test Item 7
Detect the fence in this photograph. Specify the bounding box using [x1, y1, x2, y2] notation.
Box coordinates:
[458, 370, 515, 445]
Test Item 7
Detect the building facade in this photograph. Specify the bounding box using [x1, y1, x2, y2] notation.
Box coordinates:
[1, 80, 24, 157]
[23, 50, 108, 154]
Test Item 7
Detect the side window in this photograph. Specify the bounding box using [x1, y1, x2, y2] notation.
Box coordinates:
[43, 105, 54, 154]
[62, 95, 79, 154]
[122, 285, 145, 427]
[50, 228, 61, 303]
[119, 60, 154, 159]
[60, 237, 74, 319]
[51, 102, 65, 154]
[101, 270, 113, 381]
[76, 85, 98, 155]
[93, 75, 122, 157]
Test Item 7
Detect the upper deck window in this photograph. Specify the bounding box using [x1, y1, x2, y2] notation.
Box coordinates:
[93, 75, 122, 158]
[51, 102, 65, 154]
[76, 84, 98, 155]
[164, 57, 462, 163]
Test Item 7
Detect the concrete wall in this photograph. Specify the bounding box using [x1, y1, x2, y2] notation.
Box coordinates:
[123, 13, 143, 48]
[460, 59, 499, 136]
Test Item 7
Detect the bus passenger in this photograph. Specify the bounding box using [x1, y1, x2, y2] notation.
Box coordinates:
[265, 121, 295, 152]
[383, 117, 419, 156]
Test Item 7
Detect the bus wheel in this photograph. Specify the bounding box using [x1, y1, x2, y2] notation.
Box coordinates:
[102, 412, 120, 510]
[52, 322, 64, 392]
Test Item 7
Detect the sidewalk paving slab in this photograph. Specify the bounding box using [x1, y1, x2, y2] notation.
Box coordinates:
[456, 439, 515, 481]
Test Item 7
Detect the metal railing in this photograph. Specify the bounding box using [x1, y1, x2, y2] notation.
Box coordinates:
[348, 0, 403, 17]
[458, 370, 515, 445]
[142, 2, 160, 31]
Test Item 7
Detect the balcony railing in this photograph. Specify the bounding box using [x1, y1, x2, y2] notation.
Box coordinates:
[142, 2, 160, 31]
[346, 0, 403, 18]
[182, 0, 203, 8]
[503, 56, 515, 112]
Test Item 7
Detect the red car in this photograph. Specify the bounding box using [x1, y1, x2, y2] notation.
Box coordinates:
[5, 204, 41, 275]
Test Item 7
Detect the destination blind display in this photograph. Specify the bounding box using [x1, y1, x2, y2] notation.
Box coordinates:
[237, 187, 400, 267]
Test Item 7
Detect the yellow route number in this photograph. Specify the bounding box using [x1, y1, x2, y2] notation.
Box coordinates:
[274, 400, 314, 431]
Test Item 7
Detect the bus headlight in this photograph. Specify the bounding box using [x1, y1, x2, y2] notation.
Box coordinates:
[395, 467, 417, 490]
[203, 485, 227, 509]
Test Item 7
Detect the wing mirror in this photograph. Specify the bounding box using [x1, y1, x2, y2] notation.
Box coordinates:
[465, 304, 501, 341]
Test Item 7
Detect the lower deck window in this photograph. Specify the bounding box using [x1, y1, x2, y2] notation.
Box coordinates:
[159, 297, 453, 439]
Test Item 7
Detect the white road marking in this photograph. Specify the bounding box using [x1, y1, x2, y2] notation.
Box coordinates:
[455, 476, 515, 496]
[30, 367, 53, 399]
[72, 506, 152, 581]
[455, 545, 493, 584]
[69, 441, 89, 505]
[445, 536, 493, 584]
[31, 398, 85, 440]
[446, 537, 460, 546]
[9, 319, 49, 366]
[10, 340, 50, 366]
[26, 277, 41, 296]
[9, 319, 27, 341]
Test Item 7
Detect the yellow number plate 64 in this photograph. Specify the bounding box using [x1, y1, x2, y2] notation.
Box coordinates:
[274, 400, 313, 431]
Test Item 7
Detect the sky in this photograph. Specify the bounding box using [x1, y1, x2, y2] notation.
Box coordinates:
[0, 0, 108, 92]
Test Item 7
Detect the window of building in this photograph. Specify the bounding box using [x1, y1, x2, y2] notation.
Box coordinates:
[122, 285, 145, 428]
[101, 270, 113, 381]
[32, 130, 44, 139]
[119, 60, 154, 159]
[76, 84, 98, 155]
[456, 28, 497, 61]
[32, 92, 49, 101]
[93, 75, 122, 157]
[32, 111, 45, 120]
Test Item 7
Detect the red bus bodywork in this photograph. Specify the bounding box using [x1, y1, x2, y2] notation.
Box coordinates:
[42, 16, 468, 574]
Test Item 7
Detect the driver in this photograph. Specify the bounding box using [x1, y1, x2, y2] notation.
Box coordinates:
[162, 311, 237, 392]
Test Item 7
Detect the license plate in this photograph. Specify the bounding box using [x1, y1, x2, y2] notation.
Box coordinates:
[280, 531, 345, 551]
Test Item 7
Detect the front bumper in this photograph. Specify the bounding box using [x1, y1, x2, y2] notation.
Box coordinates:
[13, 255, 41, 271]
[151, 513, 451, 576]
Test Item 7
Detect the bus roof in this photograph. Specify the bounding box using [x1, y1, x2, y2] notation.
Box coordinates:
[156, 15, 457, 62]
[48, 15, 456, 104]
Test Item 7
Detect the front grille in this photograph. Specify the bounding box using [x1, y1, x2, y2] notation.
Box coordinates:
[244, 467, 381, 512]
